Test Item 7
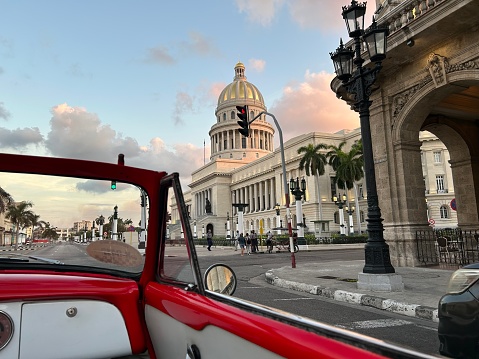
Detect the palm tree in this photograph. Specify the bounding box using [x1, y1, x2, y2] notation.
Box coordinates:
[5, 201, 35, 250]
[30, 214, 47, 239]
[0, 187, 14, 214]
[42, 222, 59, 241]
[297, 143, 328, 221]
[327, 141, 364, 233]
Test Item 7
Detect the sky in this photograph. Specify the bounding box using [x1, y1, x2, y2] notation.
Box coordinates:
[0, 0, 378, 227]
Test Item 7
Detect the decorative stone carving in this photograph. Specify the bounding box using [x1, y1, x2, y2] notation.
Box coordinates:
[392, 54, 479, 122]
[426, 53, 448, 87]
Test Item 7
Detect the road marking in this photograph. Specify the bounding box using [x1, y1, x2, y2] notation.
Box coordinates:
[273, 298, 316, 301]
[337, 319, 412, 330]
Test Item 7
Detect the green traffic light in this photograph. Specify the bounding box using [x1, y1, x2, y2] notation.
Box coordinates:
[111, 181, 117, 190]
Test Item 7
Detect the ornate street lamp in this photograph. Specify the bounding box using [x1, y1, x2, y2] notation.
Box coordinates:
[226, 212, 231, 240]
[112, 205, 118, 241]
[330, 0, 394, 275]
[345, 205, 355, 235]
[290, 177, 307, 245]
[333, 194, 347, 236]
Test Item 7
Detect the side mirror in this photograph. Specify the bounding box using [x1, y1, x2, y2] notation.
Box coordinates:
[204, 264, 237, 296]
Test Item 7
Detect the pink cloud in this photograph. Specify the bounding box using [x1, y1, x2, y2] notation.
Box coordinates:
[269, 70, 360, 140]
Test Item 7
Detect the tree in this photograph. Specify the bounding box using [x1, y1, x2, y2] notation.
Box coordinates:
[327, 140, 365, 233]
[30, 214, 47, 239]
[297, 143, 328, 221]
[42, 222, 59, 241]
[5, 201, 35, 250]
[0, 187, 14, 214]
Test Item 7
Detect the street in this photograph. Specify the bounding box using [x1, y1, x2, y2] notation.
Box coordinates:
[15, 244, 441, 357]
[198, 248, 440, 357]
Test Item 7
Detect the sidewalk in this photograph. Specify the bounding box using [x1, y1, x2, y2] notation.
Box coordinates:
[264, 247, 455, 323]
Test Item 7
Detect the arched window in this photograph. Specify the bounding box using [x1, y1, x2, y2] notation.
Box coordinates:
[334, 212, 339, 224]
[440, 205, 449, 219]
[231, 111, 235, 120]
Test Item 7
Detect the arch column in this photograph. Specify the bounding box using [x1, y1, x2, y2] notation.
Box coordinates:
[450, 157, 479, 228]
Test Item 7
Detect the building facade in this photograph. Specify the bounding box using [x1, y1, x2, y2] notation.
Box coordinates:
[168, 63, 456, 248]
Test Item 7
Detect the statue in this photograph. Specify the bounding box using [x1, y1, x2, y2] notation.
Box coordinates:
[205, 199, 211, 214]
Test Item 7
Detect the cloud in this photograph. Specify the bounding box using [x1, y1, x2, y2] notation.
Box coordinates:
[0, 102, 11, 120]
[179, 32, 218, 57]
[45, 103, 141, 162]
[236, 0, 285, 26]
[237, 0, 376, 32]
[145, 46, 176, 65]
[76, 180, 120, 194]
[248, 59, 266, 72]
[0, 127, 43, 148]
[269, 70, 359, 139]
[145, 32, 217, 65]
[29, 103, 205, 184]
[172, 92, 194, 126]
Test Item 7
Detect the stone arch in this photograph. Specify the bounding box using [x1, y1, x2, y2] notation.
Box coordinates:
[392, 73, 479, 230]
[380, 70, 479, 266]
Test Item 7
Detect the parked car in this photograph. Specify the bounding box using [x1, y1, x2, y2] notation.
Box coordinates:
[438, 263, 479, 358]
[0, 153, 430, 359]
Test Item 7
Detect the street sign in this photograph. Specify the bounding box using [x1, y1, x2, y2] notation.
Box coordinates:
[428, 219, 435, 225]
[450, 198, 456, 211]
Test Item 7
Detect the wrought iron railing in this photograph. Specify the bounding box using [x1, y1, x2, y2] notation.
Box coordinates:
[416, 228, 479, 266]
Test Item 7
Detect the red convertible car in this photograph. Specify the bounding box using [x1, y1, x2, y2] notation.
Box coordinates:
[0, 153, 431, 359]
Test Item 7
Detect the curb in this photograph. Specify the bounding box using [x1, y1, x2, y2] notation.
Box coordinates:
[265, 270, 439, 323]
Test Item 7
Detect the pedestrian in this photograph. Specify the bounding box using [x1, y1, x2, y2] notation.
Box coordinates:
[207, 229, 213, 251]
[245, 232, 251, 255]
[266, 230, 274, 253]
[251, 230, 258, 253]
[238, 232, 246, 256]
[234, 230, 239, 251]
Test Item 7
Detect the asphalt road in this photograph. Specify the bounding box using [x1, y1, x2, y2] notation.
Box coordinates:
[9, 244, 441, 357]
[198, 249, 440, 357]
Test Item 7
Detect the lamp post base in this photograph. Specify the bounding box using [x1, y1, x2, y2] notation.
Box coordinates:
[357, 272, 404, 292]
[363, 242, 396, 274]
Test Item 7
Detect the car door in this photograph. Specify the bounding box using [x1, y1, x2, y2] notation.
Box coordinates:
[140, 174, 420, 359]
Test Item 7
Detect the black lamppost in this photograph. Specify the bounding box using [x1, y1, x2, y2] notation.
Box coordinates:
[290, 177, 307, 245]
[330, 0, 394, 274]
[333, 194, 347, 236]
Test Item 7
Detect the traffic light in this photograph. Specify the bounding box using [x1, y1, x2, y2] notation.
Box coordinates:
[111, 181, 117, 190]
[236, 105, 249, 137]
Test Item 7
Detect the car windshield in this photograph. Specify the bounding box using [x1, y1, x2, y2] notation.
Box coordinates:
[0, 172, 145, 276]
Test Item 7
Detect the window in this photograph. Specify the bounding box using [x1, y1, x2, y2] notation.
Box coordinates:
[358, 184, 364, 199]
[440, 205, 449, 219]
[360, 210, 365, 222]
[334, 212, 339, 224]
[433, 151, 442, 163]
[242, 137, 246, 149]
[231, 111, 235, 120]
[224, 139, 227, 150]
[330, 177, 337, 199]
[436, 175, 445, 193]
[223, 113, 226, 121]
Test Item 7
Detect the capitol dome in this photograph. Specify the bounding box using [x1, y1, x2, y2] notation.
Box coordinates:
[217, 62, 265, 107]
[210, 62, 274, 163]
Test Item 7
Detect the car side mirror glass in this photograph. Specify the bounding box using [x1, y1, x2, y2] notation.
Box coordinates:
[204, 264, 237, 296]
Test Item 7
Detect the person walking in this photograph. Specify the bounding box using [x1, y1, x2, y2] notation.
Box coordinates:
[234, 230, 239, 251]
[206, 229, 213, 251]
[238, 232, 246, 256]
[266, 230, 274, 253]
[251, 230, 258, 253]
[245, 232, 251, 255]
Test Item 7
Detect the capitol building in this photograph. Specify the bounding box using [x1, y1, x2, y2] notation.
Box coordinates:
[169, 62, 457, 241]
